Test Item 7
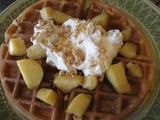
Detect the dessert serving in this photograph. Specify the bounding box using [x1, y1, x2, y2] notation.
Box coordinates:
[0, 0, 155, 120]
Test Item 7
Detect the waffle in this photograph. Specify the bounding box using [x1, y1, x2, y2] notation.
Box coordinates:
[0, 0, 155, 120]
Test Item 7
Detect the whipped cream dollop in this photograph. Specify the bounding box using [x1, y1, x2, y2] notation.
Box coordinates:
[31, 19, 123, 76]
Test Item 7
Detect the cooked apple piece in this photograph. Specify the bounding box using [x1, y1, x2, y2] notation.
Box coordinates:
[27, 44, 46, 59]
[126, 62, 143, 78]
[17, 59, 43, 89]
[82, 75, 98, 90]
[66, 93, 91, 117]
[119, 42, 137, 59]
[9, 38, 26, 56]
[91, 12, 109, 29]
[121, 26, 131, 41]
[106, 62, 132, 94]
[40, 7, 54, 20]
[52, 10, 73, 24]
[53, 73, 84, 93]
[36, 88, 58, 106]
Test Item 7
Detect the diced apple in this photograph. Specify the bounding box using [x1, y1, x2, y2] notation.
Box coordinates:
[52, 10, 73, 24]
[27, 44, 46, 59]
[119, 42, 137, 59]
[17, 59, 43, 89]
[9, 38, 26, 56]
[91, 12, 109, 29]
[36, 88, 58, 106]
[66, 93, 91, 117]
[82, 75, 98, 90]
[40, 7, 54, 20]
[126, 62, 143, 78]
[53, 73, 84, 93]
[106, 62, 132, 94]
[121, 26, 131, 41]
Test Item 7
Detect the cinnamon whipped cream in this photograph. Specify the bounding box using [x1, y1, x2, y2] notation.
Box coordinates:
[31, 19, 123, 76]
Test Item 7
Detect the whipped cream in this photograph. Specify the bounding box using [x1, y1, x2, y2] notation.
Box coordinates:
[31, 19, 123, 76]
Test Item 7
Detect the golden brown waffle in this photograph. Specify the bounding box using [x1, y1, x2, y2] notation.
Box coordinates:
[0, 0, 155, 120]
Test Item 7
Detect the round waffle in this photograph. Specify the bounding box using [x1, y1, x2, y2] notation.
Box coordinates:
[0, 0, 155, 120]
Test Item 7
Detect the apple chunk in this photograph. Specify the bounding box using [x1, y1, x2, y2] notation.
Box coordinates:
[40, 7, 54, 20]
[17, 59, 43, 89]
[119, 42, 137, 59]
[91, 12, 109, 29]
[82, 75, 98, 90]
[66, 93, 91, 117]
[106, 62, 132, 94]
[36, 88, 58, 106]
[9, 38, 26, 56]
[40, 7, 72, 24]
[53, 73, 84, 93]
[52, 10, 73, 24]
[126, 62, 143, 78]
[27, 44, 46, 59]
[121, 26, 131, 41]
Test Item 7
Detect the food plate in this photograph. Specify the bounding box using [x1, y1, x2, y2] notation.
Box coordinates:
[0, 0, 160, 120]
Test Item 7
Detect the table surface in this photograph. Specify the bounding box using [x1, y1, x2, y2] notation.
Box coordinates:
[0, 0, 160, 120]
